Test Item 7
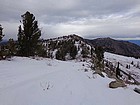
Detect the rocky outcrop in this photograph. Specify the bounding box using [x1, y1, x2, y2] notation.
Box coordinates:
[134, 88, 140, 94]
[109, 80, 126, 88]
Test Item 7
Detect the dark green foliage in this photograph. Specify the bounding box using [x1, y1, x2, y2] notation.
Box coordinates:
[0, 24, 4, 41]
[93, 46, 104, 71]
[17, 11, 41, 57]
[17, 25, 24, 55]
[45, 35, 95, 60]
[0, 38, 17, 60]
[91, 47, 94, 56]
[81, 48, 89, 58]
[49, 39, 78, 60]
[56, 49, 61, 60]
[0, 24, 5, 59]
[32, 40, 47, 57]
[49, 41, 57, 51]
[70, 45, 77, 59]
[56, 48, 66, 60]
[81, 44, 90, 58]
[7, 38, 17, 56]
[95, 46, 104, 62]
[0, 47, 8, 60]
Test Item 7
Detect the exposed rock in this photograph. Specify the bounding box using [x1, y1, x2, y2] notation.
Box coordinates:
[134, 88, 140, 94]
[93, 70, 105, 77]
[109, 80, 126, 88]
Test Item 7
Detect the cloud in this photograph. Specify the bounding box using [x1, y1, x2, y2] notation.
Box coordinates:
[1, 21, 19, 40]
[41, 13, 140, 39]
[0, 0, 140, 40]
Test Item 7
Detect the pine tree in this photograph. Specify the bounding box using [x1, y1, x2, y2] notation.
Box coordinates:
[0, 24, 4, 42]
[94, 46, 104, 71]
[0, 24, 4, 59]
[17, 11, 41, 57]
[56, 48, 66, 60]
[7, 38, 16, 56]
[70, 45, 77, 59]
[17, 25, 24, 55]
[81, 46, 89, 58]
[95, 46, 104, 62]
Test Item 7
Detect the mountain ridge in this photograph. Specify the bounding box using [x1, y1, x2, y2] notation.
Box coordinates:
[43, 34, 93, 60]
[85, 37, 140, 58]
[127, 40, 140, 46]
[1, 35, 140, 58]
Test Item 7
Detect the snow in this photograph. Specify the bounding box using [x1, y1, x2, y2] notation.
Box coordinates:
[105, 52, 140, 82]
[0, 56, 140, 105]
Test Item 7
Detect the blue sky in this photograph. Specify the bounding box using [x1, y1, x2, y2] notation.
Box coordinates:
[0, 0, 140, 40]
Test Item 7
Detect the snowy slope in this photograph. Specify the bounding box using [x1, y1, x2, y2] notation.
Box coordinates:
[43, 34, 93, 60]
[105, 52, 140, 82]
[0, 57, 140, 105]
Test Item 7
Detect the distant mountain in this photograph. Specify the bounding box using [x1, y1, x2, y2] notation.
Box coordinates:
[85, 37, 140, 58]
[0, 40, 8, 45]
[127, 40, 140, 46]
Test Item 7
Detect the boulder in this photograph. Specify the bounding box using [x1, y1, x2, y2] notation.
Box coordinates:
[109, 81, 126, 88]
[134, 88, 140, 94]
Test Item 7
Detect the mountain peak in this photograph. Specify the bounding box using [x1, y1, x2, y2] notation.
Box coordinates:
[43, 34, 93, 60]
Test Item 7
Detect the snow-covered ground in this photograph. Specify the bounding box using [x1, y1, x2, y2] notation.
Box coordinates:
[105, 52, 140, 82]
[0, 56, 140, 105]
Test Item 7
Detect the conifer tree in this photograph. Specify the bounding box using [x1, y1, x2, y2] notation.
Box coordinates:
[0, 24, 4, 59]
[17, 11, 41, 56]
[95, 46, 104, 62]
[94, 46, 104, 71]
[0, 24, 4, 42]
[70, 45, 77, 59]
[7, 38, 16, 56]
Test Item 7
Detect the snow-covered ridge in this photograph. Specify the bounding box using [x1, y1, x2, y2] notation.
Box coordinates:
[42, 34, 93, 60]
[44, 34, 84, 42]
[105, 52, 140, 82]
